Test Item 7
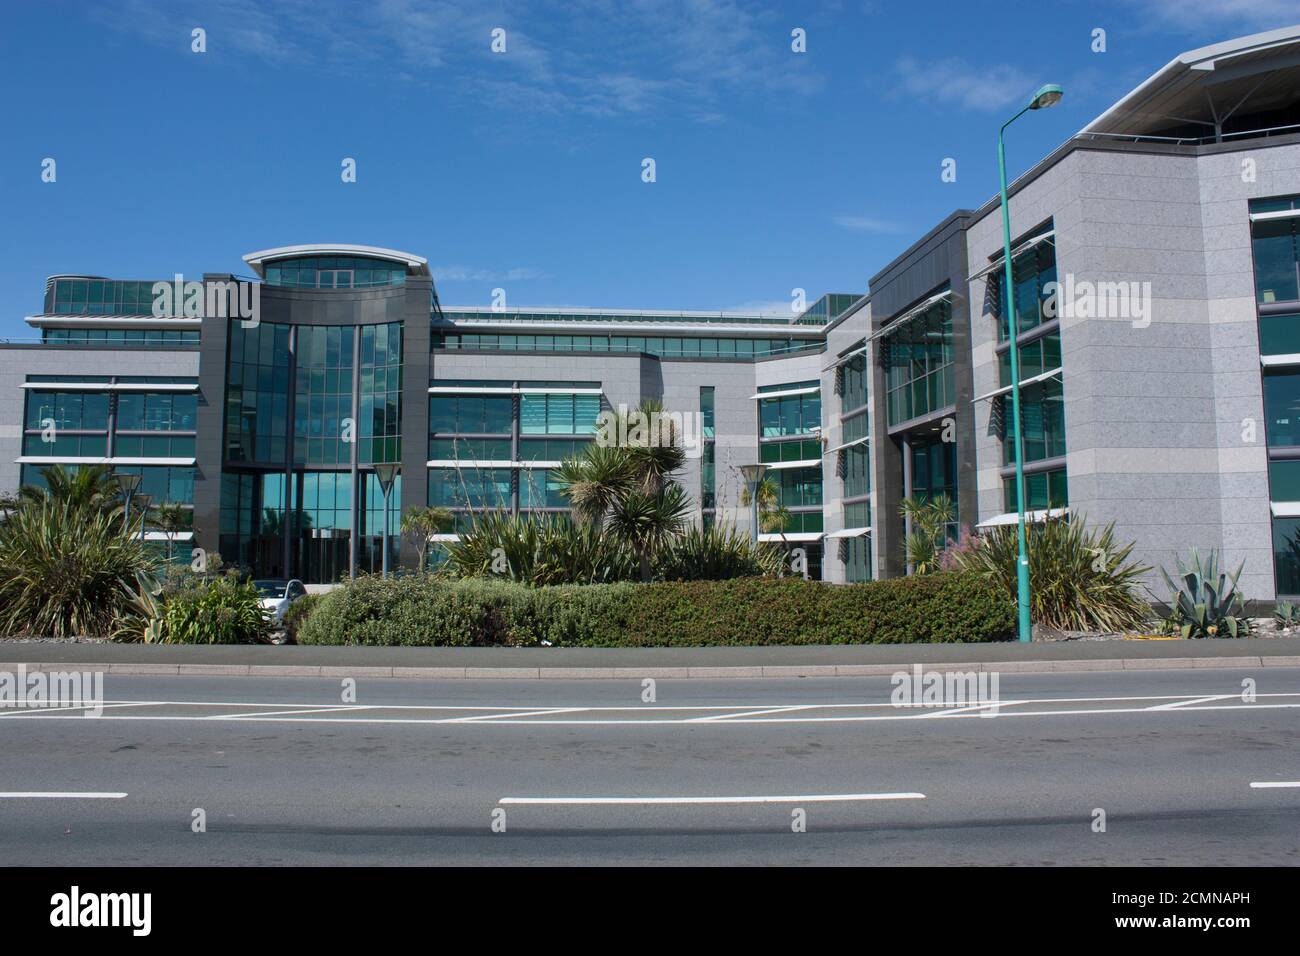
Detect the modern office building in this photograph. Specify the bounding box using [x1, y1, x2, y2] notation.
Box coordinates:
[4, 25, 1300, 601]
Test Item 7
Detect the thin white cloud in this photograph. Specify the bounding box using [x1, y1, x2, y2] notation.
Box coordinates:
[96, 0, 825, 121]
[1122, 0, 1300, 32]
[894, 56, 1036, 113]
[832, 215, 906, 234]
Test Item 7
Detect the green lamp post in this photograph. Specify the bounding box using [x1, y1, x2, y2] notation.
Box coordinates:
[998, 83, 1063, 643]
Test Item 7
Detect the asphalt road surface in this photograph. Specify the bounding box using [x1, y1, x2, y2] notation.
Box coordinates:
[1, 667, 1297, 865]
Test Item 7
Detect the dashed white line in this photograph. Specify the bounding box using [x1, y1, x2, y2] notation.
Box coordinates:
[498, 792, 926, 805]
[0, 792, 127, 799]
[1250, 781, 1300, 789]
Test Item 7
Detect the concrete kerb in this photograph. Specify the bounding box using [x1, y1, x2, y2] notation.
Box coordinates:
[2, 655, 1297, 680]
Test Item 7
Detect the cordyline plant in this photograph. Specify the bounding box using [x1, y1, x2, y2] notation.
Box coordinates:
[951, 514, 1151, 632]
[0, 496, 155, 638]
[552, 400, 691, 582]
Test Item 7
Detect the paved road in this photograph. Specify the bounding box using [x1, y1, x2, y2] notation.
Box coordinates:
[1, 667, 1297, 865]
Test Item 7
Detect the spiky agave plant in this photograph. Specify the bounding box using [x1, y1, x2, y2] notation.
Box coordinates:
[953, 515, 1151, 632]
[1159, 548, 1251, 638]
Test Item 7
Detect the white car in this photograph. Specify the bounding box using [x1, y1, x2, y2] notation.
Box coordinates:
[255, 579, 307, 624]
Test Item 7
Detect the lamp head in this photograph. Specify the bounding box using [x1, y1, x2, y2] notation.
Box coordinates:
[374, 462, 400, 494]
[740, 463, 769, 486]
[114, 471, 142, 495]
[1029, 84, 1063, 110]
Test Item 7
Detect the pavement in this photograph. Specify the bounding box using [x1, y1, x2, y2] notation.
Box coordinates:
[3, 635, 1300, 678]
[0, 665, 1297, 865]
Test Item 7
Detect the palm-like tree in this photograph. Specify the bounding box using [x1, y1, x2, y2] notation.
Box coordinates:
[400, 505, 454, 571]
[20, 464, 120, 516]
[900, 493, 955, 575]
[151, 502, 191, 563]
[740, 475, 792, 541]
[606, 484, 692, 582]
[555, 400, 691, 581]
[553, 444, 635, 525]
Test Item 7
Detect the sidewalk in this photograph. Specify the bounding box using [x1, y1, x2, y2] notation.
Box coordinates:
[3, 636, 1299, 679]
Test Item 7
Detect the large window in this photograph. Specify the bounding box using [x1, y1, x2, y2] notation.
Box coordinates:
[1273, 518, 1300, 596]
[843, 500, 872, 583]
[996, 231, 1057, 339]
[758, 383, 820, 437]
[840, 346, 868, 411]
[842, 443, 870, 499]
[293, 325, 355, 467]
[909, 435, 957, 542]
[520, 469, 568, 509]
[429, 394, 514, 435]
[760, 438, 821, 464]
[24, 391, 109, 431]
[1003, 468, 1068, 512]
[263, 256, 407, 289]
[427, 467, 512, 509]
[42, 327, 199, 347]
[225, 320, 291, 464]
[117, 392, 197, 432]
[358, 322, 402, 465]
[1251, 197, 1300, 305]
[48, 278, 162, 315]
[883, 297, 954, 426]
[1264, 370, 1300, 447]
[434, 332, 820, 360]
[519, 393, 600, 435]
[1001, 379, 1066, 465]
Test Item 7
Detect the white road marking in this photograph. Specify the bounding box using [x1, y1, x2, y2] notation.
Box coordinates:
[1250, 781, 1300, 789]
[498, 792, 925, 805]
[448, 707, 589, 722]
[219, 705, 376, 719]
[686, 705, 819, 722]
[1147, 694, 1237, 710]
[0, 792, 127, 799]
[3, 693, 1297, 726]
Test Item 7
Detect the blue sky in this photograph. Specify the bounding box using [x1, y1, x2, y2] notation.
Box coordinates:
[1, 0, 1296, 337]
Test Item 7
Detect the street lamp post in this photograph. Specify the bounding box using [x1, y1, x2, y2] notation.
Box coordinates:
[374, 463, 400, 579]
[739, 463, 769, 547]
[113, 471, 142, 537]
[998, 83, 1063, 643]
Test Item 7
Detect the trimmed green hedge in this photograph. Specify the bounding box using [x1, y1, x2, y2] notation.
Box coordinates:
[296, 571, 1014, 646]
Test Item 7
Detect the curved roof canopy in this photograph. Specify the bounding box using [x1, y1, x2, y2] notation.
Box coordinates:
[1079, 24, 1300, 142]
[242, 244, 429, 277]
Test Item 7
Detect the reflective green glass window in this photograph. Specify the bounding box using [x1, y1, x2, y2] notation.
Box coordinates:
[1253, 218, 1299, 304]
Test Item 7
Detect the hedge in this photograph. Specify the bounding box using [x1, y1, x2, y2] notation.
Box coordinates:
[295, 571, 1015, 646]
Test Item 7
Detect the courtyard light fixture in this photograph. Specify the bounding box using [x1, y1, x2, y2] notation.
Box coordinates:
[374, 463, 401, 579]
[113, 471, 142, 535]
[998, 82, 1063, 643]
[740, 463, 769, 547]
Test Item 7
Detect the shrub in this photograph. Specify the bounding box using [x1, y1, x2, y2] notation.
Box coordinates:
[612, 572, 1014, 646]
[282, 592, 323, 643]
[440, 511, 636, 585]
[297, 575, 518, 646]
[952, 516, 1151, 632]
[296, 570, 1013, 646]
[155, 576, 269, 644]
[0, 498, 155, 638]
[652, 524, 783, 581]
